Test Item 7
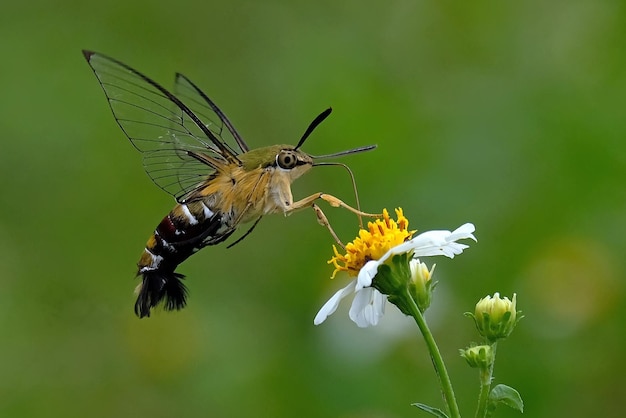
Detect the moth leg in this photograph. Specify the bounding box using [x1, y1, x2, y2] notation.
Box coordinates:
[285, 192, 380, 247]
[287, 192, 381, 218]
[311, 204, 345, 249]
[226, 216, 263, 249]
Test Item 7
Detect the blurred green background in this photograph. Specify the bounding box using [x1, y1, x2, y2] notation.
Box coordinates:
[2, 0, 625, 417]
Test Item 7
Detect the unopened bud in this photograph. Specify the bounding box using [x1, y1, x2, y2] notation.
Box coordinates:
[408, 259, 436, 312]
[460, 344, 493, 369]
[469, 293, 520, 342]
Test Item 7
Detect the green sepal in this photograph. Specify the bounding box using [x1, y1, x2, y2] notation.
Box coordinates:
[486, 384, 524, 416]
[411, 402, 449, 418]
[372, 253, 414, 316]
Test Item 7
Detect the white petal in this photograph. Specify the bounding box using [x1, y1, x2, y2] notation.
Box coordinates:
[349, 224, 476, 304]
[314, 279, 357, 325]
[356, 259, 381, 290]
[349, 287, 387, 327]
[382, 223, 477, 261]
[450, 223, 477, 241]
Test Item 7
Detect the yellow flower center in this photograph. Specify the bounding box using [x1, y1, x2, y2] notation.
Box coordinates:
[328, 208, 415, 278]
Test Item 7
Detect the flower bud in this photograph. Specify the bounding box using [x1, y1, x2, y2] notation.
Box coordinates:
[408, 259, 436, 312]
[470, 293, 520, 342]
[460, 344, 493, 369]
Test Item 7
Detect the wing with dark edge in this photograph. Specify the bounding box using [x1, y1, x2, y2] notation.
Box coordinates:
[173, 72, 249, 154]
[82, 50, 247, 202]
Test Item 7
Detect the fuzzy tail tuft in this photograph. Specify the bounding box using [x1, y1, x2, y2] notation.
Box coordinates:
[134, 270, 188, 318]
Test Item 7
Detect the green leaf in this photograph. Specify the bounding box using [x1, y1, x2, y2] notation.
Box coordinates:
[411, 403, 449, 417]
[487, 384, 524, 415]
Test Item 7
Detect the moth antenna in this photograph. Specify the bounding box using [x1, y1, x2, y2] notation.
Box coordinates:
[295, 108, 332, 150]
[310, 144, 376, 159]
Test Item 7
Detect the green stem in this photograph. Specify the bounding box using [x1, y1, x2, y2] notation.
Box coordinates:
[474, 342, 497, 418]
[403, 288, 461, 418]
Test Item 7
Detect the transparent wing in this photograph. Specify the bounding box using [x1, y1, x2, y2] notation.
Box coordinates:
[83, 50, 243, 202]
[173, 72, 249, 154]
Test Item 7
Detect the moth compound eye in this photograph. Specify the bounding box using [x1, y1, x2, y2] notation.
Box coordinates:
[277, 151, 298, 169]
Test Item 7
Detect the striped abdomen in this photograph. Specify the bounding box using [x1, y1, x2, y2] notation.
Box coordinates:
[134, 199, 233, 317]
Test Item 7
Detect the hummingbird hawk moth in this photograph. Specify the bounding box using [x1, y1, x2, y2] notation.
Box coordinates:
[82, 50, 376, 318]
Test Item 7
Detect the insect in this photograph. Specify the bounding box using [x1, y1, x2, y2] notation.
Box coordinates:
[82, 50, 377, 318]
